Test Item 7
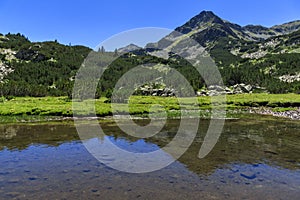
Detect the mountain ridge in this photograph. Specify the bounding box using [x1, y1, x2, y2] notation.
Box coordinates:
[171, 11, 300, 45]
[0, 11, 300, 96]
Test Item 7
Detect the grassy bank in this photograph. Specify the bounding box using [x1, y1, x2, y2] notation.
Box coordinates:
[0, 93, 299, 122]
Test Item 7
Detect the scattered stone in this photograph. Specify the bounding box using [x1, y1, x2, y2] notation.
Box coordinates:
[220, 180, 227, 184]
[252, 163, 260, 168]
[197, 90, 207, 96]
[5, 192, 21, 198]
[197, 83, 265, 96]
[241, 49, 267, 59]
[279, 73, 300, 83]
[230, 168, 239, 173]
[28, 176, 38, 181]
[250, 107, 300, 120]
[208, 85, 225, 92]
[8, 178, 19, 183]
[233, 83, 253, 93]
[264, 150, 278, 155]
[240, 173, 257, 180]
[135, 82, 176, 97]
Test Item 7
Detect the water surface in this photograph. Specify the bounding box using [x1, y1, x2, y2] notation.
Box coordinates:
[0, 115, 299, 199]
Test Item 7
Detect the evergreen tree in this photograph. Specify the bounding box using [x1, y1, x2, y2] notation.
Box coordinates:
[100, 46, 105, 53]
[113, 48, 118, 57]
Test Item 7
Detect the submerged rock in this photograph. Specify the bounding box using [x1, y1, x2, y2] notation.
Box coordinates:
[240, 173, 257, 180]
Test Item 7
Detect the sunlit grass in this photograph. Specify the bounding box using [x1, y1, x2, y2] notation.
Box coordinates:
[0, 93, 299, 122]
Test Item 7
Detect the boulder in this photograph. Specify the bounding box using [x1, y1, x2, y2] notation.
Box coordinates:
[239, 84, 252, 93]
[135, 83, 176, 97]
[208, 85, 225, 92]
[233, 84, 253, 94]
[196, 90, 207, 96]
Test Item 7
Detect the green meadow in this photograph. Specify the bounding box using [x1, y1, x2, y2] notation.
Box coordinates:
[0, 93, 299, 123]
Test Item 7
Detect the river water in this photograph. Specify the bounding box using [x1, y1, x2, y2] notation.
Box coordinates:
[0, 115, 299, 199]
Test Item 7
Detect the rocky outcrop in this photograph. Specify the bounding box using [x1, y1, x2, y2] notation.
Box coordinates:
[0, 61, 14, 83]
[278, 73, 300, 83]
[135, 83, 175, 97]
[15, 49, 47, 62]
[0, 48, 17, 61]
[197, 84, 267, 96]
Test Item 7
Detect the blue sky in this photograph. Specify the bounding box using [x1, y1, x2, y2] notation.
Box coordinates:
[0, 0, 299, 48]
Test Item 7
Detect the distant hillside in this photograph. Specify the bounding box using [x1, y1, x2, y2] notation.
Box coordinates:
[0, 33, 91, 96]
[0, 11, 300, 98]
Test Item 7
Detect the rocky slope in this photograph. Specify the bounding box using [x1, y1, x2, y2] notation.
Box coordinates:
[118, 44, 142, 53]
[144, 11, 300, 94]
[148, 11, 300, 54]
[0, 11, 299, 97]
[0, 33, 91, 96]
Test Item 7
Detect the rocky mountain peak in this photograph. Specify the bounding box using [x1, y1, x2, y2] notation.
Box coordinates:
[175, 11, 223, 34]
[173, 11, 300, 44]
[193, 11, 221, 23]
[117, 43, 142, 53]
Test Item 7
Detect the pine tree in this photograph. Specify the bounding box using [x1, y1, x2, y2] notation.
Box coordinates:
[113, 48, 118, 57]
[101, 46, 105, 53]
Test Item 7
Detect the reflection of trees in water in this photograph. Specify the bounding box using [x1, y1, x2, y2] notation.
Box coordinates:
[100, 118, 300, 173]
[0, 118, 299, 173]
[0, 124, 79, 151]
[0, 126, 18, 139]
[177, 119, 300, 175]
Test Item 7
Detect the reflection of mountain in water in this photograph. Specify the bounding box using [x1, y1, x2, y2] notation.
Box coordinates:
[177, 118, 300, 175]
[0, 116, 299, 174]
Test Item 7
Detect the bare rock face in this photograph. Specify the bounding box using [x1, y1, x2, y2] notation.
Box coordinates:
[15, 49, 47, 62]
